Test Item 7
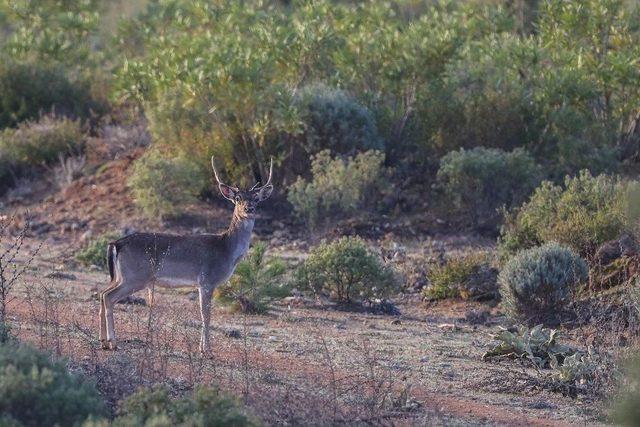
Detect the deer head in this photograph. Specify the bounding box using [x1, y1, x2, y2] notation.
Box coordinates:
[211, 157, 274, 218]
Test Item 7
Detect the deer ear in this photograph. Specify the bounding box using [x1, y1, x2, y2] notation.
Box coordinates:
[219, 184, 237, 201]
[256, 184, 273, 202]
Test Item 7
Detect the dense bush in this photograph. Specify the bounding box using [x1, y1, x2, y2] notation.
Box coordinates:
[114, 384, 259, 426]
[423, 253, 498, 301]
[0, 116, 84, 170]
[499, 171, 634, 258]
[0, 341, 105, 426]
[214, 242, 289, 314]
[287, 150, 390, 227]
[128, 148, 208, 219]
[0, 61, 103, 129]
[499, 242, 588, 324]
[75, 231, 120, 271]
[294, 84, 382, 158]
[294, 236, 397, 304]
[436, 147, 540, 229]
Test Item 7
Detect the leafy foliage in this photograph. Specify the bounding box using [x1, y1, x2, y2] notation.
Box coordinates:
[114, 384, 259, 427]
[128, 148, 208, 219]
[499, 171, 635, 258]
[0, 340, 105, 426]
[499, 243, 588, 324]
[294, 236, 397, 304]
[287, 150, 390, 227]
[75, 231, 120, 272]
[436, 147, 540, 229]
[0, 0, 103, 66]
[214, 242, 288, 314]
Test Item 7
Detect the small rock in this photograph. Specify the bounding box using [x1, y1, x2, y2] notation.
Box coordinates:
[268, 335, 279, 342]
[334, 323, 346, 330]
[117, 295, 146, 306]
[224, 329, 242, 339]
[391, 319, 402, 325]
[44, 272, 77, 281]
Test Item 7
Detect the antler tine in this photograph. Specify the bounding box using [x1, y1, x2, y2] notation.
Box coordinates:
[252, 157, 274, 190]
[263, 157, 273, 186]
[210, 156, 224, 185]
[249, 182, 261, 191]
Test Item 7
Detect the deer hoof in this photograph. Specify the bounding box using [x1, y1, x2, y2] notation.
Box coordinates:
[100, 340, 110, 350]
[109, 341, 118, 351]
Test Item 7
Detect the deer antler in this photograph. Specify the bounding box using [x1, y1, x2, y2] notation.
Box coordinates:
[251, 157, 273, 191]
[210, 156, 224, 185]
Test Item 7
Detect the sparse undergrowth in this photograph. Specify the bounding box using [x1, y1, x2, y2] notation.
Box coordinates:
[499, 171, 636, 258]
[423, 252, 498, 301]
[483, 325, 604, 397]
[76, 231, 120, 271]
[214, 242, 289, 314]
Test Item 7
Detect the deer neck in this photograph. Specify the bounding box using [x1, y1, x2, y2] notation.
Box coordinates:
[225, 210, 255, 263]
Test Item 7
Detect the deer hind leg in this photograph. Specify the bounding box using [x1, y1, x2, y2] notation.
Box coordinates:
[104, 280, 145, 350]
[99, 281, 119, 349]
[198, 286, 214, 355]
[147, 286, 155, 307]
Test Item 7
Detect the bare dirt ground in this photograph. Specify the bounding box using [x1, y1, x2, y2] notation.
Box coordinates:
[0, 150, 609, 426]
[2, 236, 606, 426]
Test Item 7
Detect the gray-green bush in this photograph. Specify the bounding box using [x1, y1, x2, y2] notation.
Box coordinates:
[499, 171, 635, 258]
[287, 150, 390, 227]
[128, 148, 209, 219]
[499, 242, 588, 324]
[436, 147, 540, 229]
[0, 341, 105, 426]
[294, 236, 397, 304]
[294, 84, 382, 157]
[114, 384, 259, 427]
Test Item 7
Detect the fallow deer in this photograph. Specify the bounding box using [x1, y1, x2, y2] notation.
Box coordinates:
[98, 157, 274, 353]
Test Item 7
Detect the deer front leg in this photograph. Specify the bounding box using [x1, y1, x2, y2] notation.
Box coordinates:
[198, 286, 214, 355]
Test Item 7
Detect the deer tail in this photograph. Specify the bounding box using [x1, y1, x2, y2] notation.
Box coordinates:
[107, 242, 117, 282]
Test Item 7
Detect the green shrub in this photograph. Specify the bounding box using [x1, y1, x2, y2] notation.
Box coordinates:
[114, 384, 259, 427]
[0, 116, 84, 171]
[214, 242, 289, 314]
[499, 242, 588, 324]
[294, 236, 397, 304]
[436, 147, 540, 229]
[0, 61, 103, 129]
[295, 84, 382, 157]
[0, 341, 105, 426]
[287, 150, 390, 227]
[499, 171, 634, 258]
[128, 148, 208, 219]
[423, 252, 498, 301]
[76, 231, 120, 271]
